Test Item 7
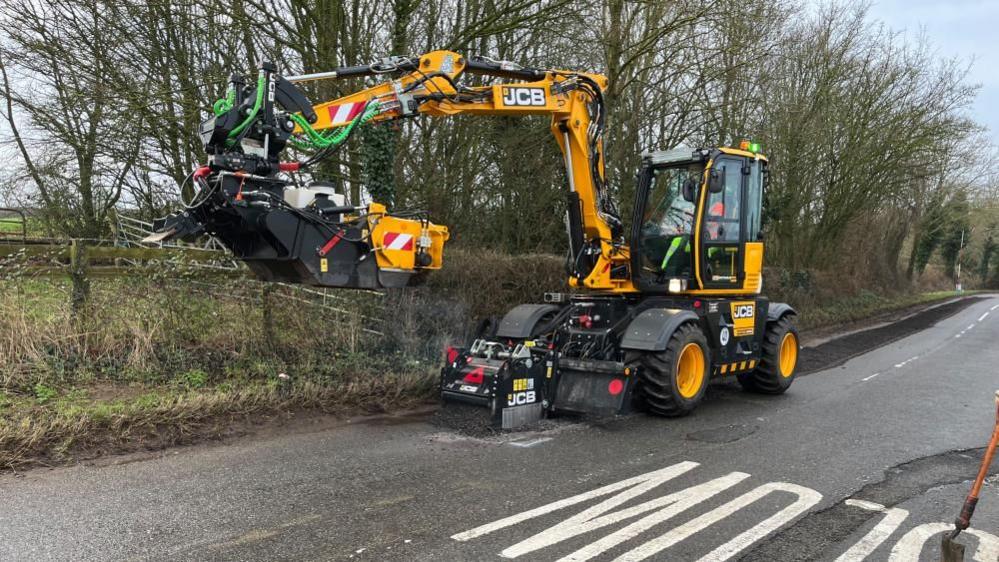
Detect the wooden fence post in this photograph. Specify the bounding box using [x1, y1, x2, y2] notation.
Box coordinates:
[262, 283, 276, 350]
[69, 239, 90, 314]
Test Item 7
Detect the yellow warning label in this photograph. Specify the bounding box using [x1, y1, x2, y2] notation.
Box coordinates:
[513, 378, 528, 391]
[730, 301, 755, 337]
[320, 258, 328, 273]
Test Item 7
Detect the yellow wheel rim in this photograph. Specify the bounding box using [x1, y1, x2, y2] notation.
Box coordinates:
[676, 343, 706, 399]
[779, 332, 798, 378]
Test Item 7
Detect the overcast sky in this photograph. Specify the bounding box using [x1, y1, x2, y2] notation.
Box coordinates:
[864, 0, 999, 144]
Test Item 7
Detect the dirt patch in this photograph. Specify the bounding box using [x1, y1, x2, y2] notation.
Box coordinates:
[797, 297, 984, 375]
[85, 382, 148, 402]
[73, 405, 438, 471]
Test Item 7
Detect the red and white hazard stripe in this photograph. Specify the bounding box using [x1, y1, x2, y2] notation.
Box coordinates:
[383, 232, 414, 251]
[327, 102, 366, 125]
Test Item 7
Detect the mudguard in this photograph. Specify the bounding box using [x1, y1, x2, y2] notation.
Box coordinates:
[495, 304, 561, 339]
[619, 308, 699, 351]
[767, 302, 796, 322]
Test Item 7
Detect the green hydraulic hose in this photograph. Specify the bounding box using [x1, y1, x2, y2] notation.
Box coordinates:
[226, 70, 266, 140]
[288, 100, 381, 150]
[212, 86, 235, 116]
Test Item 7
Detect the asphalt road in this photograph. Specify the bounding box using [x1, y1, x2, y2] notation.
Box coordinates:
[4, 298, 999, 561]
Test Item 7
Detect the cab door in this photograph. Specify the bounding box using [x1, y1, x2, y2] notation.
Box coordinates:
[698, 154, 766, 292]
[699, 155, 746, 289]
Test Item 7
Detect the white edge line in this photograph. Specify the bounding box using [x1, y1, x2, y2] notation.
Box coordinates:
[861, 373, 881, 382]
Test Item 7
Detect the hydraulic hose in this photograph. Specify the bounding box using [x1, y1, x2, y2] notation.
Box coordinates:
[212, 86, 236, 116]
[226, 70, 266, 140]
[288, 100, 381, 150]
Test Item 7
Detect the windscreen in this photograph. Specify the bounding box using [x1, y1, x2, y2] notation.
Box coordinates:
[639, 163, 704, 277]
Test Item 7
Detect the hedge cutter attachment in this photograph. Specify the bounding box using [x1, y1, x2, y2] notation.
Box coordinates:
[148, 61, 448, 289]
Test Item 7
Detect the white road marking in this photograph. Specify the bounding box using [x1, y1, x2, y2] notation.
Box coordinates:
[893, 356, 919, 369]
[967, 324, 975, 331]
[613, 482, 822, 562]
[889, 523, 999, 561]
[844, 499, 885, 511]
[452, 462, 999, 561]
[454, 462, 822, 561]
[979, 312, 990, 322]
[550, 473, 749, 561]
[835, 501, 909, 562]
[509, 438, 553, 448]
[861, 373, 881, 382]
[991, 303, 999, 311]
[451, 461, 698, 542]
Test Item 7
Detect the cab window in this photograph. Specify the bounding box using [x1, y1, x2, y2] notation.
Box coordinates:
[702, 157, 744, 284]
[638, 164, 703, 278]
[745, 160, 764, 241]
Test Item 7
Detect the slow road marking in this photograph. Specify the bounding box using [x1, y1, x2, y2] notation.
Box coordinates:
[452, 461, 821, 561]
[451, 462, 999, 560]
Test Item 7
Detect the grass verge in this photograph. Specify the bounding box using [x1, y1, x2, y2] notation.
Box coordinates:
[0, 372, 436, 470]
[794, 289, 981, 331]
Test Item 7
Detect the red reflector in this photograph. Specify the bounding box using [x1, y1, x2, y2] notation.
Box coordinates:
[446, 346, 459, 363]
[608, 378, 624, 395]
[463, 367, 485, 385]
[693, 300, 702, 308]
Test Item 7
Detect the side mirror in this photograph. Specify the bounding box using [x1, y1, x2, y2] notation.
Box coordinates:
[682, 177, 697, 202]
[708, 168, 725, 193]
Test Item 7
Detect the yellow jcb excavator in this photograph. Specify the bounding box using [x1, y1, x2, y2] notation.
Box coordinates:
[151, 50, 800, 427]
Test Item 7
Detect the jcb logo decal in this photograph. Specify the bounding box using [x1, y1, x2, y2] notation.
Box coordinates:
[730, 301, 756, 337]
[501, 87, 546, 107]
[507, 391, 536, 406]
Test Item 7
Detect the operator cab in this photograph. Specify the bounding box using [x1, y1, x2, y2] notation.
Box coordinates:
[631, 145, 767, 295]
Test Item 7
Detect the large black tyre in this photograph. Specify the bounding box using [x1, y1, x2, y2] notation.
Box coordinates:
[738, 314, 799, 394]
[626, 323, 710, 417]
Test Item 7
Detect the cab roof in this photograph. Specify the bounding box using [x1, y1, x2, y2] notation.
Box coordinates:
[643, 146, 768, 166]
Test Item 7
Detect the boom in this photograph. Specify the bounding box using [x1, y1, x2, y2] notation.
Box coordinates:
[289, 51, 633, 292]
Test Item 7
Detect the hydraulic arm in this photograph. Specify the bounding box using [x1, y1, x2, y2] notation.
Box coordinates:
[152, 51, 634, 292]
